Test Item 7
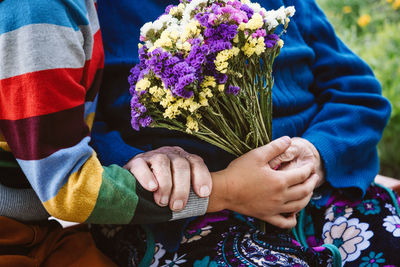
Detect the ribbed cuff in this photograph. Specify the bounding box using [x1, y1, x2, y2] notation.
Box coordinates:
[0, 183, 49, 222]
[171, 189, 209, 220]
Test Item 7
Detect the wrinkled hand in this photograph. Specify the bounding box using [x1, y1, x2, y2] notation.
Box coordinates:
[208, 137, 320, 229]
[269, 137, 325, 188]
[124, 146, 212, 211]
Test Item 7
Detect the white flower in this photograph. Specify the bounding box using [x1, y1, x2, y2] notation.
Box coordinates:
[385, 203, 397, 215]
[323, 217, 373, 264]
[162, 253, 187, 267]
[182, 0, 208, 23]
[140, 22, 153, 37]
[181, 225, 213, 244]
[264, 16, 279, 31]
[324, 205, 353, 222]
[285, 6, 296, 17]
[383, 215, 400, 237]
[150, 243, 166, 267]
[152, 19, 164, 31]
[247, 2, 261, 14]
[274, 6, 287, 22]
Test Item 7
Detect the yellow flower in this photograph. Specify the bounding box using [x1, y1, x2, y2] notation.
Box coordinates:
[238, 23, 246, 31]
[181, 20, 201, 42]
[163, 103, 181, 119]
[246, 13, 264, 30]
[214, 47, 240, 73]
[186, 116, 199, 133]
[160, 90, 176, 108]
[357, 14, 371, 27]
[201, 76, 216, 89]
[277, 39, 284, 48]
[136, 78, 151, 92]
[342, 6, 352, 14]
[149, 86, 165, 102]
[254, 37, 266, 56]
[393, 0, 400, 10]
[218, 84, 225, 92]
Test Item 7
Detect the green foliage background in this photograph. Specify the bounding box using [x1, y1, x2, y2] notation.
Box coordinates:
[316, 0, 400, 178]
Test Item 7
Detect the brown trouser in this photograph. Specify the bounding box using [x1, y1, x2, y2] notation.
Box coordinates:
[0, 216, 116, 267]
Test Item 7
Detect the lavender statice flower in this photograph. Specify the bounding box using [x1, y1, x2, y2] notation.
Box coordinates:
[215, 73, 228, 84]
[240, 4, 254, 19]
[164, 4, 175, 14]
[226, 85, 241, 95]
[128, 65, 141, 94]
[174, 73, 196, 98]
[139, 115, 153, 128]
[264, 34, 279, 48]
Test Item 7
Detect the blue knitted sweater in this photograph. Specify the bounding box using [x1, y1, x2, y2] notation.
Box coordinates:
[92, 0, 391, 250]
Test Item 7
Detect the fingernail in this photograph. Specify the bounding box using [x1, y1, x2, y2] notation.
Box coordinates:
[160, 196, 169, 206]
[200, 185, 210, 197]
[173, 200, 183, 211]
[148, 181, 157, 191]
[281, 136, 291, 144]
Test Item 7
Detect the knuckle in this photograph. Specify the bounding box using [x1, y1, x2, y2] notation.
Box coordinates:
[172, 158, 190, 170]
[187, 154, 204, 164]
[152, 153, 169, 165]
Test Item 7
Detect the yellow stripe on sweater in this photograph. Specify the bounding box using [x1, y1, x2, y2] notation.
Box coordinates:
[43, 152, 103, 222]
[0, 133, 11, 151]
[85, 112, 95, 131]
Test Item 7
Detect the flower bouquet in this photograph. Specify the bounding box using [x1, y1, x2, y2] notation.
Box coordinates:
[128, 0, 294, 157]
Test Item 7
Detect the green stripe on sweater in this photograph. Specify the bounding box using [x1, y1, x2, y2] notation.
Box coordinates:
[85, 164, 138, 224]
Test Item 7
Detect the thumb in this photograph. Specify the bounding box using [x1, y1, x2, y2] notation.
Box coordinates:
[251, 136, 291, 163]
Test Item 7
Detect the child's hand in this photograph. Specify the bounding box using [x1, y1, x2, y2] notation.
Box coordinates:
[124, 146, 212, 212]
[208, 136, 319, 229]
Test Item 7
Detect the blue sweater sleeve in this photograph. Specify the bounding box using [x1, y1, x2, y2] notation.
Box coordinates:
[90, 120, 143, 166]
[295, 0, 391, 195]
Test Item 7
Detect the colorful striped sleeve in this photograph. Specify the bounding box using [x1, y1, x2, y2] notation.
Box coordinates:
[0, 0, 208, 224]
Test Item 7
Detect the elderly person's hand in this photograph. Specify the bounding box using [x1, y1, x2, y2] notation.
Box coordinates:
[124, 146, 212, 212]
[269, 137, 325, 188]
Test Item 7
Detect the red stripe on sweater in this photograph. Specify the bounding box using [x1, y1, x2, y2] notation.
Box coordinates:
[81, 30, 104, 89]
[0, 68, 86, 120]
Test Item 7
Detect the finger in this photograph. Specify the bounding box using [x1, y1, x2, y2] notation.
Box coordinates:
[149, 154, 173, 206]
[251, 136, 291, 163]
[182, 153, 212, 198]
[281, 163, 314, 186]
[284, 173, 319, 202]
[269, 146, 298, 169]
[169, 154, 191, 211]
[281, 192, 313, 214]
[127, 157, 159, 192]
[265, 213, 297, 229]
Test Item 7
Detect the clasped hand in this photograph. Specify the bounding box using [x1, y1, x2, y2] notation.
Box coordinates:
[124, 137, 325, 228]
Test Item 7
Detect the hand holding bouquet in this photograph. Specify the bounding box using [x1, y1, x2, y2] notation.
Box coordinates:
[129, 0, 295, 157]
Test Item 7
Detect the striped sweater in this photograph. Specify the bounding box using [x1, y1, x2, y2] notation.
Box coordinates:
[0, 0, 207, 224]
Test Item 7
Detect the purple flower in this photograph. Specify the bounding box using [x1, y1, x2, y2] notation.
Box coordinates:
[215, 73, 228, 84]
[173, 74, 196, 98]
[208, 40, 232, 53]
[226, 85, 240, 95]
[240, 4, 253, 19]
[265, 34, 279, 48]
[252, 29, 266, 38]
[139, 115, 153, 127]
[128, 65, 141, 94]
[164, 4, 175, 14]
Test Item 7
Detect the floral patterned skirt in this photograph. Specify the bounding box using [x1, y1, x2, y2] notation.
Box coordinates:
[91, 183, 400, 266]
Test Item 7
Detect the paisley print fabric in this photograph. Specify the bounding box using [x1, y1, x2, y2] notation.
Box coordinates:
[91, 183, 400, 266]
